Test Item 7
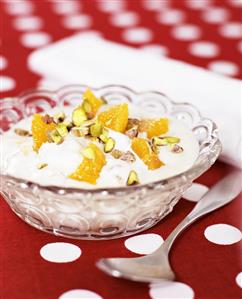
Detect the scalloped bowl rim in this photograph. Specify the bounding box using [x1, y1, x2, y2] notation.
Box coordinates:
[1, 84, 222, 194]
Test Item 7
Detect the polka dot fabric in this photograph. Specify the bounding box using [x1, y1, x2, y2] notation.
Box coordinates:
[0, 1, 242, 299]
[1, 0, 241, 98]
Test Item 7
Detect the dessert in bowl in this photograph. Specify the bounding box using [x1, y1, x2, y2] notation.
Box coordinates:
[0, 85, 221, 240]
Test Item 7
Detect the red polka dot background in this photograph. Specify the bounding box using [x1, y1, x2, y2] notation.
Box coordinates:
[0, 1, 242, 299]
[1, 0, 242, 97]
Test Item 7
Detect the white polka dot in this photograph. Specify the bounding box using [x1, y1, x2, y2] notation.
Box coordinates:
[98, 0, 125, 13]
[185, 0, 212, 10]
[59, 289, 103, 299]
[172, 24, 201, 41]
[40, 242, 81, 263]
[13, 16, 43, 31]
[125, 234, 164, 255]
[122, 27, 153, 44]
[149, 281, 194, 299]
[157, 9, 186, 25]
[0, 76, 16, 92]
[141, 44, 169, 56]
[189, 41, 220, 58]
[238, 40, 242, 53]
[219, 22, 242, 39]
[5, 1, 34, 15]
[38, 77, 61, 90]
[20, 32, 51, 48]
[52, 1, 80, 15]
[208, 60, 239, 76]
[204, 224, 242, 245]
[142, 0, 170, 11]
[0, 56, 8, 70]
[110, 12, 139, 28]
[202, 7, 230, 24]
[62, 14, 92, 30]
[183, 183, 209, 202]
[236, 272, 242, 288]
[228, 0, 242, 7]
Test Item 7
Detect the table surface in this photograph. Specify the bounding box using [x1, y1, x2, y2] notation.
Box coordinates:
[1, 1, 242, 299]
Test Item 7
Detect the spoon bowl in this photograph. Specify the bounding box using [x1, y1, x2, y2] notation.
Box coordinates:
[97, 248, 175, 283]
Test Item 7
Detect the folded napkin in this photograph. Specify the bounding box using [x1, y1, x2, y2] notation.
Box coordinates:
[28, 33, 242, 168]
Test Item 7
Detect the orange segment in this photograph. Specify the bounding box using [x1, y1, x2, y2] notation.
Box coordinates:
[98, 103, 128, 133]
[31, 114, 56, 152]
[131, 137, 164, 170]
[69, 144, 106, 184]
[83, 88, 103, 117]
[139, 118, 169, 139]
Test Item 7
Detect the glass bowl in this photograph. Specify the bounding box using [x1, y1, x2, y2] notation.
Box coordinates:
[0, 85, 222, 240]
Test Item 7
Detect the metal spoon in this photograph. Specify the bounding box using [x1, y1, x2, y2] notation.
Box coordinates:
[96, 171, 242, 283]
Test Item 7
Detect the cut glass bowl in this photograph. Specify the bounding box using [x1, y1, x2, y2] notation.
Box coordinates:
[0, 85, 222, 240]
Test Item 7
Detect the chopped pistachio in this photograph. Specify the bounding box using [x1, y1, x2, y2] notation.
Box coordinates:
[171, 144, 184, 153]
[125, 126, 138, 139]
[53, 112, 65, 123]
[151, 144, 160, 155]
[104, 137, 115, 153]
[14, 128, 31, 137]
[88, 136, 99, 142]
[152, 136, 180, 147]
[120, 151, 136, 163]
[90, 121, 103, 137]
[48, 130, 63, 144]
[83, 105, 95, 119]
[82, 99, 92, 112]
[126, 170, 139, 186]
[99, 134, 108, 143]
[111, 150, 136, 162]
[71, 127, 80, 137]
[71, 119, 95, 136]
[152, 136, 168, 146]
[165, 136, 180, 144]
[111, 149, 123, 159]
[71, 126, 89, 137]
[82, 119, 96, 127]
[82, 99, 94, 119]
[82, 147, 96, 160]
[99, 128, 109, 143]
[56, 123, 68, 137]
[127, 118, 140, 130]
[64, 121, 74, 131]
[37, 163, 48, 169]
[72, 107, 87, 126]
[42, 114, 54, 124]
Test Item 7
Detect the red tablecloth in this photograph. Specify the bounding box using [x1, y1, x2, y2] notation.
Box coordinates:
[1, 1, 242, 299]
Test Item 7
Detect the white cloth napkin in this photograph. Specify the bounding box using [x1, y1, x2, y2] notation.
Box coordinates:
[28, 33, 242, 168]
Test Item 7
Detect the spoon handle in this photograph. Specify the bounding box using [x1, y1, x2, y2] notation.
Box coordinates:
[162, 170, 242, 253]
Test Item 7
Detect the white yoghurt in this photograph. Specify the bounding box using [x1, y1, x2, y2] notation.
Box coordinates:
[0, 105, 199, 188]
